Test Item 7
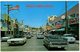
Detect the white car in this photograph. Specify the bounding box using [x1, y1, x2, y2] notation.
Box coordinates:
[7, 37, 27, 46]
[36, 33, 44, 39]
[1, 37, 11, 42]
[63, 34, 76, 43]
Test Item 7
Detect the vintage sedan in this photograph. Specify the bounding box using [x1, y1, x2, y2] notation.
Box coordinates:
[7, 36, 27, 46]
[36, 33, 44, 39]
[43, 35, 68, 49]
[63, 34, 76, 43]
[1, 37, 11, 42]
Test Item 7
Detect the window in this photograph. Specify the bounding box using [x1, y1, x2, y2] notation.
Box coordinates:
[76, 13, 79, 17]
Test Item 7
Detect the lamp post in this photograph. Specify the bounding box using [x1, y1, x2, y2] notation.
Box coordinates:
[4, 4, 11, 36]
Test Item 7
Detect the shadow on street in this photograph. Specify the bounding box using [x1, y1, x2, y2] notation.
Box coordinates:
[48, 48, 66, 51]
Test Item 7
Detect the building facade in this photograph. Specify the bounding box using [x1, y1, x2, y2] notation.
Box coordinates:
[60, 4, 79, 40]
[47, 4, 79, 40]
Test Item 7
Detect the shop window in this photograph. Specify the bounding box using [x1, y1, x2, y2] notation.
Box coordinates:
[76, 13, 79, 17]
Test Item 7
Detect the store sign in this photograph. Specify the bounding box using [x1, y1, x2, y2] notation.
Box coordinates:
[69, 18, 78, 24]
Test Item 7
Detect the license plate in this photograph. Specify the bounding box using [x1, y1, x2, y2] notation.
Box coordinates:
[58, 46, 61, 48]
[11, 41, 16, 44]
[11, 41, 15, 43]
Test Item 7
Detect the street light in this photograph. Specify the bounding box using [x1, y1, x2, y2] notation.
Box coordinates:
[4, 4, 12, 36]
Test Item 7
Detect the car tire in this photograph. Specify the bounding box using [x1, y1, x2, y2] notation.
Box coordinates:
[61, 47, 65, 49]
[8, 44, 11, 46]
[43, 44, 45, 46]
[43, 44, 47, 48]
[47, 45, 51, 50]
[23, 41, 26, 45]
[24, 41, 26, 44]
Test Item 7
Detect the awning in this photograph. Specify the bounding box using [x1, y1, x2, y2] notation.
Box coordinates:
[56, 28, 65, 31]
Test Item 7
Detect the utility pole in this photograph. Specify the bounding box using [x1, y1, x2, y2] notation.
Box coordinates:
[22, 20, 24, 35]
[65, 1, 68, 34]
[4, 4, 11, 16]
[4, 4, 11, 35]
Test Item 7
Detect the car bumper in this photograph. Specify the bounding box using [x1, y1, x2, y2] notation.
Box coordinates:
[7, 41, 25, 45]
[68, 40, 75, 43]
[49, 45, 67, 48]
[37, 37, 44, 39]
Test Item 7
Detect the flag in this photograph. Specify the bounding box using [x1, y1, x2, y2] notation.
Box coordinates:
[9, 5, 19, 11]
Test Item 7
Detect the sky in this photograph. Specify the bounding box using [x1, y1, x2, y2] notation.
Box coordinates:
[1, 1, 79, 28]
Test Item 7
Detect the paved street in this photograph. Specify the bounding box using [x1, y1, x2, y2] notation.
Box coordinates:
[1, 35, 79, 51]
[1, 35, 48, 51]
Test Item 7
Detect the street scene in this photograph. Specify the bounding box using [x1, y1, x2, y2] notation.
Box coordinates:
[0, 1, 79, 51]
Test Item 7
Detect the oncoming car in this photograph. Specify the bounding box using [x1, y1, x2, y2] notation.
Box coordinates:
[36, 33, 44, 39]
[27, 34, 32, 39]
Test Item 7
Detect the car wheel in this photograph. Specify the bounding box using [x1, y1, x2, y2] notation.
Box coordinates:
[43, 44, 47, 48]
[61, 47, 65, 49]
[43, 44, 45, 46]
[23, 42, 26, 45]
[24, 41, 26, 44]
[8, 44, 11, 46]
[47, 45, 51, 50]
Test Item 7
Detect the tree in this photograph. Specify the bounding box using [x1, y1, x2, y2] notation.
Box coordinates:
[2, 14, 11, 25]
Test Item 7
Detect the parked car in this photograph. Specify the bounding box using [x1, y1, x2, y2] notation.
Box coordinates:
[1, 37, 11, 42]
[7, 36, 27, 46]
[43, 35, 68, 49]
[63, 34, 76, 43]
[36, 33, 44, 39]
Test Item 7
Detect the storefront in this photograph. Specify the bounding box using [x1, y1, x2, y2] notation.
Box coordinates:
[69, 17, 79, 40]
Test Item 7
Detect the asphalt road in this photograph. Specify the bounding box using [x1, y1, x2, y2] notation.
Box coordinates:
[1, 35, 79, 51]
